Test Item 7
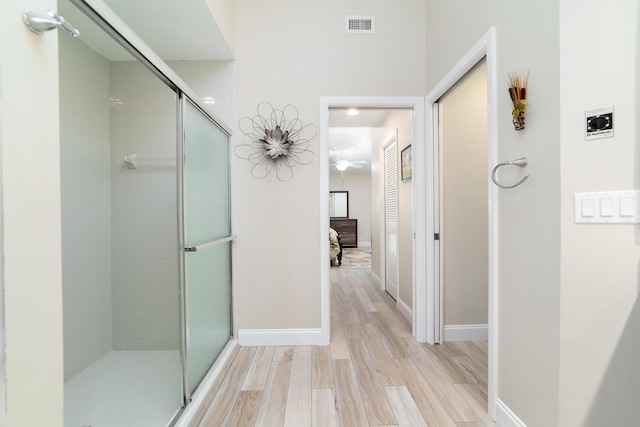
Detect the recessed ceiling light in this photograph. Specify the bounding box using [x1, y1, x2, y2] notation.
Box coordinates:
[203, 96, 216, 104]
[347, 108, 359, 116]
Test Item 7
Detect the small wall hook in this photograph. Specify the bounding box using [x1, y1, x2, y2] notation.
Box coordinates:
[491, 157, 530, 189]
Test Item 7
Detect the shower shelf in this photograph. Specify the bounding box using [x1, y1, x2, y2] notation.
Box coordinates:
[123, 154, 176, 169]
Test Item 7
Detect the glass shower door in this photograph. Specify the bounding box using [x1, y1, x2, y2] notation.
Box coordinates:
[182, 98, 232, 395]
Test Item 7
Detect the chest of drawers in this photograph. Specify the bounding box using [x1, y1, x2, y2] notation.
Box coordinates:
[330, 219, 358, 248]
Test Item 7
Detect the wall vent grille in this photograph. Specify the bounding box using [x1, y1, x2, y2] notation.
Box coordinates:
[345, 16, 375, 34]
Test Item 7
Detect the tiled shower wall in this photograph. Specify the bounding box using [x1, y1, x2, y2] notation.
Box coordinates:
[60, 35, 112, 381]
[61, 39, 180, 380]
[110, 62, 180, 351]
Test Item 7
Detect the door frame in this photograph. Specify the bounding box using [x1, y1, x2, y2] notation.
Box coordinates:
[425, 27, 498, 418]
[320, 96, 426, 341]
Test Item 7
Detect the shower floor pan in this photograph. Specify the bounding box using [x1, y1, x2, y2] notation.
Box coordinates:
[64, 351, 182, 427]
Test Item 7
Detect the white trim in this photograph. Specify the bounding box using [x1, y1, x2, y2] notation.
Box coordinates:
[443, 324, 488, 341]
[422, 107, 436, 344]
[320, 96, 426, 343]
[357, 241, 372, 248]
[237, 328, 325, 346]
[495, 399, 527, 427]
[319, 102, 332, 346]
[424, 27, 498, 419]
[397, 298, 413, 324]
[369, 270, 382, 285]
[174, 339, 238, 427]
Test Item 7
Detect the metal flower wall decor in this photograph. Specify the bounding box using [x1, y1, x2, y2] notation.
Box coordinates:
[236, 102, 316, 181]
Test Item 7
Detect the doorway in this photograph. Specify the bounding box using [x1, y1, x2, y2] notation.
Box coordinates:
[320, 97, 425, 341]
[424, 28, 498, 418]
[437, 63, 488, 342]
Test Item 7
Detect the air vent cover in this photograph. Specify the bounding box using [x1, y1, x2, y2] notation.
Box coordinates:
[345, 16, 375, 34]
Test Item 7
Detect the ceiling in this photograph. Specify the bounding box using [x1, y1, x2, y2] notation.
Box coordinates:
[328, 108, 394, 174]
[59, 0, 233, 61]
[103, 0, 233, 60]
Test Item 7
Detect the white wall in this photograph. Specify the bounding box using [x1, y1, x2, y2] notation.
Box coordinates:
[110, 61, 180, 351]
[426, 1, 561, 425]
[441, 66, 488, 326]
[428, 0, 640, 425]
[167, 60, 235, 126]
[1, 0, 64, 425]
[559, 1, 640, 425]
[204, 0, 235, 54]
[234, 0, 426, 331]
[329, 172, 372, 246]
[59, 34, 113, 380]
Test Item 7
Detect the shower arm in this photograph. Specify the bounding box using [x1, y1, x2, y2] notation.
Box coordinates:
[22, 10, 80, 38]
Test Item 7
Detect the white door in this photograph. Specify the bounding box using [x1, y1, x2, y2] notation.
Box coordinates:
[384, 139, 399, 300]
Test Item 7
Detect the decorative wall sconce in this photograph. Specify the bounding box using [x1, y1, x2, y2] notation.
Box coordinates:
[236, 102, 316, 181]
[507, 72, 529, 130]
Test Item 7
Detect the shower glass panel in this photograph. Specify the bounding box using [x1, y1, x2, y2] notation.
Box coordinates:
[184, 101, 230, 243]
[185, 243, 232, 393]
[183, 99, 231, 394]
[59, 1, 182, 425]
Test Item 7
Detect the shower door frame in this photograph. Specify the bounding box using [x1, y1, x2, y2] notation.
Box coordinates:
[68, 0, 235, 422]
[177, 95, 235, 405]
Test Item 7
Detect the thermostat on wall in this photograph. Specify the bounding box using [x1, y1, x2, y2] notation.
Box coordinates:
[585, 105, 614, 140]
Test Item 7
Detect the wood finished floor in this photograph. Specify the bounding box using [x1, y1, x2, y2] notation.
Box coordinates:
[190, 267, 495, 427]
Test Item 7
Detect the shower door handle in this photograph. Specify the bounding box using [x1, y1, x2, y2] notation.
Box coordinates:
[184, 235, 236, 253]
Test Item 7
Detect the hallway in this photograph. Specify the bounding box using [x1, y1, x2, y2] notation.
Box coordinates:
[190, 267, 495, 426]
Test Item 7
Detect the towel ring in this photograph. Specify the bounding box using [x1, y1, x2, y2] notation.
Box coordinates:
[491, 157, 530, 189]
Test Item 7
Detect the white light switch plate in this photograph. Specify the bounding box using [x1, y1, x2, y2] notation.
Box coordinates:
[574, 190, 640, 223]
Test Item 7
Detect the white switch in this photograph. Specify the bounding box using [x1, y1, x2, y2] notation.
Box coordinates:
[581, 198, 595, 217]
[620, 196, 635, 217]
[600, 198, 614, 217]
[575, 190, 640, 224]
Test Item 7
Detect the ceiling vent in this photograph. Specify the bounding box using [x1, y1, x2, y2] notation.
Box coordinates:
[345, 16, 375, 34]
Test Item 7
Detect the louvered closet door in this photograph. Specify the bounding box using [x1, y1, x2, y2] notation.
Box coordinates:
[384, 141, 399, 300]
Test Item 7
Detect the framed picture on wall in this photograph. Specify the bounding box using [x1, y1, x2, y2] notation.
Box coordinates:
[401, 144, 412, 182]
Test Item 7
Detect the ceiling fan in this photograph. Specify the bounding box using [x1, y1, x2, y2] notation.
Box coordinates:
[330, 159, 367, 171]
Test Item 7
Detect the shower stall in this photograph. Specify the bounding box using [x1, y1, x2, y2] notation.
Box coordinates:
[57, 1, 233, 425]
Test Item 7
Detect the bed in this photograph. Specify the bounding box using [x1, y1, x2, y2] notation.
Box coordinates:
[329, 227, 342, 266]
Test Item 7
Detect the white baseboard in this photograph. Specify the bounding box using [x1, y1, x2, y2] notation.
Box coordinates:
[397, 298, 413, 324]
[495, 398, 527, 427]
[369, 271, 382, 291]
[174, 339, 238, 427]
[444, 324, 488, 341]
[237, 328, 327, 346]
[357, 241, 371, 248]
